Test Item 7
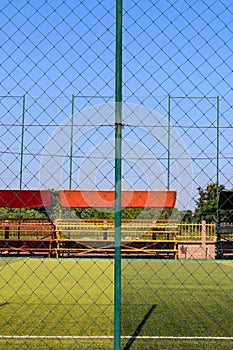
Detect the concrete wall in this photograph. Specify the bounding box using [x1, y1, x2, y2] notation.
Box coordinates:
[178, 241, 216, 259]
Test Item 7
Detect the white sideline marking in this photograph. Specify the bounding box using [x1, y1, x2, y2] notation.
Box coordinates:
[0, 335, 232, 340]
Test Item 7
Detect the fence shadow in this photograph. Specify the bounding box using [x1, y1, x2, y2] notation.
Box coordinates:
[122, 304, 157, 350]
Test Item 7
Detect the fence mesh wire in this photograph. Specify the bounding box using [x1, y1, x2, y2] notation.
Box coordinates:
[0, 1, 233, 349]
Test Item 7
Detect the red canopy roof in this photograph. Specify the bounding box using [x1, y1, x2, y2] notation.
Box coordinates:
[59, 190, 176, 208]
[0, 190, 52, 208]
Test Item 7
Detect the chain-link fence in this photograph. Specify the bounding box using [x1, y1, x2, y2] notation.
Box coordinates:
[0, 1, 233, 349]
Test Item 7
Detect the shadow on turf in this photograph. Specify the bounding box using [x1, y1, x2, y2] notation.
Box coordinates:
[0, 302, 8, 308]
[123, 304, 157, 350]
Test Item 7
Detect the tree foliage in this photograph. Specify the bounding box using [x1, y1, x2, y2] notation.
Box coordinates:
[194, 182, 225, 223]
[0, 207, 49, 219]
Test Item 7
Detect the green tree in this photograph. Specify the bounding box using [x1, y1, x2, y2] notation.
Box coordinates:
[0, 207, 49, 219]
[194, 182, 225, 223]
[179, 210, 193, 223]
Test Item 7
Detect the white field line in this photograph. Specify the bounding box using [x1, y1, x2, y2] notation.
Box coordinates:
[0, 335, 232, 340]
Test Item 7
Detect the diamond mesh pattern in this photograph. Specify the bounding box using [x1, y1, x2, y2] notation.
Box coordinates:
[0, 1, 233, 349]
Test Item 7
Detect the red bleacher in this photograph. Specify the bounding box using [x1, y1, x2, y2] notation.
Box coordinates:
[58, 190, 177, 208]
[0, 190, 178, 258]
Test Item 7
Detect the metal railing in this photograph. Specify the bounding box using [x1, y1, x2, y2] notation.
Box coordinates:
[56, 219, 216, 242]
[0, 218, 217, 241]
[177, 222, 216, 241]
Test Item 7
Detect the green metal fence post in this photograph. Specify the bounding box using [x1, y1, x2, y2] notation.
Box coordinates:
[114, 0, 122, 349]
[20, 95, 26, 190]
[69, 94, 75, 190]
[167, 95, 171, 190]
[216, 96, 220, 224]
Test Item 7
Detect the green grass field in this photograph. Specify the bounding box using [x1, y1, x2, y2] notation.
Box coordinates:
[0, 258, 232, 349]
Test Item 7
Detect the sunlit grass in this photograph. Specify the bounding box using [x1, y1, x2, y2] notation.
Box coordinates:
[0, 258, 232, 349]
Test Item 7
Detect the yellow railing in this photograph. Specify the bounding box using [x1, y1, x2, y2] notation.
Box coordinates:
[177, 222, 216, 241]
[55, 219, 216, 241]
[0, 218, 216, 241]
[55, 219, 178, 241]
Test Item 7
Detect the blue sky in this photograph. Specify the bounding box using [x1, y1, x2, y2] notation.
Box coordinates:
[0, 0, 232, 99]
[0, 1, 233, 209]
[123, 0, 233, 99]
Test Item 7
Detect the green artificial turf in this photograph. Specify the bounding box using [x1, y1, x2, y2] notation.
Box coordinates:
[0, 258, 232, 349]
[121, 259, 233, 349]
